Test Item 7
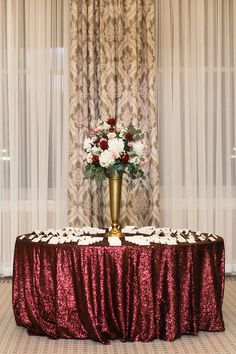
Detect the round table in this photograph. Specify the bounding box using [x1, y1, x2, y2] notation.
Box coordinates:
[12, 229, 225, 344]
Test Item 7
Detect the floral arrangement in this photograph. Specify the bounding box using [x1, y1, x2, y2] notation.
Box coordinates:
[83, 118, 147, 183]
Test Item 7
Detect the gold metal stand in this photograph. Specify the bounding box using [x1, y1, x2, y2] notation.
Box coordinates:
[106, 172, 124, 238]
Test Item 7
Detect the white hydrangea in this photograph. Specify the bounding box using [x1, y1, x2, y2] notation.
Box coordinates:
[100, 150, 115, 168]
[108, 138, 125, 154]
[86, 153, 93, 163]
[90, 146, 102, 155]
[83, 138, 93, 152]
[132, 141, 144, 156]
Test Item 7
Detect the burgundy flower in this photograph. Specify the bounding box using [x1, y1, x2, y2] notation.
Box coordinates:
[92, 155, 99, 165]
[100, 139, 108, 150]
[121, 153, 129, 163]
[125, 132, 133, 141]
[107, 117, 116, 126]
[109, 128, 114, 132]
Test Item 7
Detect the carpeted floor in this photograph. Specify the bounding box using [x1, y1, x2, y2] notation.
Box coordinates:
[0, 278, 236, 354]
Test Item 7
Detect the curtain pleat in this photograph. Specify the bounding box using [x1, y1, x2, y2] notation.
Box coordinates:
[157, 0, 235, 272]
[0, 0, 69, 276]
[69, 0, 160, 228]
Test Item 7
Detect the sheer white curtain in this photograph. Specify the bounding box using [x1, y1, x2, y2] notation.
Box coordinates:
[157, 0, 236, 272]
[0, 0, 69, 276]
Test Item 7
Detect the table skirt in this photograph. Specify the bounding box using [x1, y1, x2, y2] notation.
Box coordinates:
[12, 239, 225, 343]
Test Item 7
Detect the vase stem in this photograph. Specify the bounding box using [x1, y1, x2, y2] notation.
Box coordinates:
[106, 173, 123, 238]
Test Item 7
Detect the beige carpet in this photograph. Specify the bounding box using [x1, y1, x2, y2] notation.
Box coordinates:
[0, 278, 236, 354]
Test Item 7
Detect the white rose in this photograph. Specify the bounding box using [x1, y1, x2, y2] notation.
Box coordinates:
[108, 138, 125, 154]
[132, 141, 144, 156]
[83, 138, 93, 152]
[100, 150, 115, 168]
[108, 132, 116, 139]
[130, 156, 140, 165]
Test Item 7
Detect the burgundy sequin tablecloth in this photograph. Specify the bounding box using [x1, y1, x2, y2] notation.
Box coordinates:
[12, 233, 225, 344]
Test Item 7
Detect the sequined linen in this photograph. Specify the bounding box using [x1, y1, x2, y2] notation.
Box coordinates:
[12, 237, 225, 344]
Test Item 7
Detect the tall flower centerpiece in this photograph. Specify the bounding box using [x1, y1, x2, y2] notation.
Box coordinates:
[83, 118, 146, 237]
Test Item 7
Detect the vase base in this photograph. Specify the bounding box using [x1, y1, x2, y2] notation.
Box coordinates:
[105, 227, 124, 238]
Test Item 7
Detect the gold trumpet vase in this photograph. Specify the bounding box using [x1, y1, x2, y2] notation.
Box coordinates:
[106, 171, 124, 238]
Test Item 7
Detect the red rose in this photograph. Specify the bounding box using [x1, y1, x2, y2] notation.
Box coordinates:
[125, 132, 133, 141]
[107, 117, 116, 126]
[100, 139, 108, 150]
[121, 153, 129, 163]
[92, 155, 99, 165]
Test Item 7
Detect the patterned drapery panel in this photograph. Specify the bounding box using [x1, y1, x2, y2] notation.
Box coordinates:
[69, 0, 159, 227]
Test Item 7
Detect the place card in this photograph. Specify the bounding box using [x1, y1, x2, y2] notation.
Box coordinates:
[64, 236, 73, 242]
[133, 236, 150, 245]
[138, 226, 155, 232]
[137, 240, 150, 245]
[41, 235, 52, 242]
[177, 238, 187, 243]
[87, 229, 98, 235]
[125, 236, 137, 243]
[125, 236, 150, 245]
[70, 236, 80, 242]
[108, 237, 122, 246]
[73, 228, 84, 234]
[208, 233, 217, 239]
[19, 235, 26, 240]
[122, 225, 136, 232]
[58, 237, 67, 244]
[160, 238, 167, 244]
[32, 235, 44, 242]
[48, 237, 59, 244]
[97, 229, 106, 235]
[166, 239, 177, 245]
[149, 235, 161, 243]
[164, 232, 172, 238]
[74, 231, 84, 236]
[209, 236, 216, 242]
[140, 230, 154, 236]
[186, 238, 196, 243]
[124, 230, 137, 235]
[29, 234, 36, 240]
[199, 236, 206, 241]
[77, 236, 103, 245]
[82, 227, 97, 233]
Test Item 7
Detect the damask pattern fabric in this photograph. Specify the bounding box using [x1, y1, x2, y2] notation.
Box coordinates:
[68, 0, 159, 227]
